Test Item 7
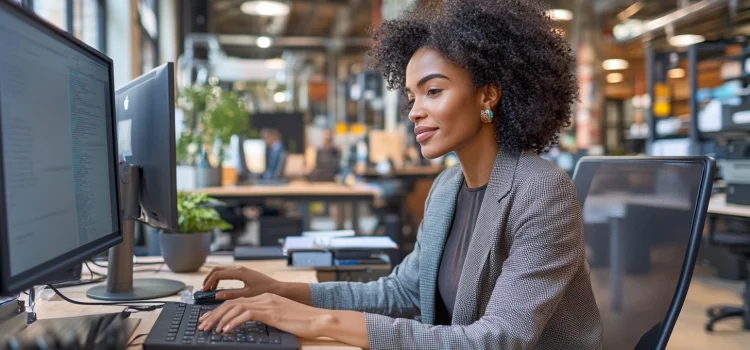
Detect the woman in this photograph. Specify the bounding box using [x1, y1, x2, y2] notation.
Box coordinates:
[198, 0, 603, 348]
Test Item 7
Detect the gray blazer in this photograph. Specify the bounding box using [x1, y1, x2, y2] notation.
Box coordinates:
[309, 150, 603, 349]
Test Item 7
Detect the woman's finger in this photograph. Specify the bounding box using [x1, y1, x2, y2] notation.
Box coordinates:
[199, 310, 211, 322]
[199, 302, 232, 331]
[221, 310, 253, 333]
[202, 268, 245, 292]
[201, 266, 231, 290]
[216, 305, 248, 333]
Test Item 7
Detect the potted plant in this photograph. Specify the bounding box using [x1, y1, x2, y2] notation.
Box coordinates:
[176, 83, 258, 188]
[160, 191, 232, 273]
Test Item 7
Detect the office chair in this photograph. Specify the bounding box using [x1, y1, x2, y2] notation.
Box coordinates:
[573, 156, 715, 350]
[705, 217, 750, 331]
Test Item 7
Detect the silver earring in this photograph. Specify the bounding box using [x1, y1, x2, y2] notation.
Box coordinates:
[480, 109, 494, 123]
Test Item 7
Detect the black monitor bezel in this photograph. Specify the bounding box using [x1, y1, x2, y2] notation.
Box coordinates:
[572, 155, 716, 350]
[0, 1, 123, 296]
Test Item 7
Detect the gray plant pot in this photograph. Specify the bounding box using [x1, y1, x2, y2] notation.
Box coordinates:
[196, 167, 222, 188]
[160, 231, 212, 273]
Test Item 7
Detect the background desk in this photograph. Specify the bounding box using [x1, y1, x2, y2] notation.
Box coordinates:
[708, 193, 750, 218]
[31, 256, 358, 349]
[193, 182, 380, 234]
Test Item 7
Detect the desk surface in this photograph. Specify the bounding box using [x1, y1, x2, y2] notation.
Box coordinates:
[364, 165, 442, 177]
[33, 256, 358, 349]
[194, 181, 379, 199]
[708, 193, 750, 218]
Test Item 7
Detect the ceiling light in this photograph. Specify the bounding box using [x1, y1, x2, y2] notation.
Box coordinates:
[668, 34, 705, 48]
[241, 1, 290, 16]
[602, 59, 629, 71]
[256, 36, 272, 48]
[668, 68, 686, 79]
[546, 9, 573, 21]
[607, 73, 624, 84]
[273, 92, 286, 103]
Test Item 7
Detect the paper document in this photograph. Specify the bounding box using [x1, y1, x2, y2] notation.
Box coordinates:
[301, 230, 355, 238]
[318, 236, 398, 249]
[284, 235, 398, 250]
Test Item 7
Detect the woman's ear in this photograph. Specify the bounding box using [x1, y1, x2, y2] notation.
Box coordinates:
[481, 84, 502, 111]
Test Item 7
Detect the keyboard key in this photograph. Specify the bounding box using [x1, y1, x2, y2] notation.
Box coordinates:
[270, 334, 282, 344]
[182, 340, 192, 344]
[210, 335, 222, 342]
[259, 335, 269, 344]
[222, 335, 235, 342]
[184, 331, 195, 336]
[236, 335, 246, 342]
[166, 337, 176, 342]
[197, 339, 206, 344]
[246, 335, 257, 343]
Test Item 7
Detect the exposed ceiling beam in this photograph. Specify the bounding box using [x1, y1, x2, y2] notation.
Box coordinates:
[217, 34, 371, 48]
[618, 0, 728, 43]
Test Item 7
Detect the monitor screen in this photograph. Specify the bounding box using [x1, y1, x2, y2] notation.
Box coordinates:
[574, 158, 709, 349]
[0, 3, 120, 294]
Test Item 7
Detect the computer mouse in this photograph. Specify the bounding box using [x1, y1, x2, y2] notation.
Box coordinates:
[192, 290, 223, 305]
[193, 289, 243, 305]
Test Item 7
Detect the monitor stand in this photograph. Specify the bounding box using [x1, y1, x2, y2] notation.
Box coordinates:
[86, 164, 185, 301]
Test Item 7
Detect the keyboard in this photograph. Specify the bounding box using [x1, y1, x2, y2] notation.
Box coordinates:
[143, 302, 299, 349]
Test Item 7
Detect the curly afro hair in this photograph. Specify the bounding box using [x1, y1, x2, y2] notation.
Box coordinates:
[366, 0, 577, 154]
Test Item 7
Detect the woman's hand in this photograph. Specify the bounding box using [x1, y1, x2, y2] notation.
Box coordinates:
[201, 266, 280, 300]
[198, 293, 370, 348]
[197, 293, 327, 340]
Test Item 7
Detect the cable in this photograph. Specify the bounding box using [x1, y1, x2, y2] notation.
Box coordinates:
[45, 284, 166, 312]
[84, 261, 106, 277]
[51, 276, 107, 288]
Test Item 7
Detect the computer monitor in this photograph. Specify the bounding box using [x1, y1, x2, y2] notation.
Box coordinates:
[86, 63, 185, 301]
[0, 1, 121, 296]
[573, 156, 715, 349]
[114, 62, 177, 230]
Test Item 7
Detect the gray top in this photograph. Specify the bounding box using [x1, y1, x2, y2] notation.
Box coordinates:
[436, 180, 486, 324]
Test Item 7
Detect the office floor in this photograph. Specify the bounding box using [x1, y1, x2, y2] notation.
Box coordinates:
[668, 266, 749, 349]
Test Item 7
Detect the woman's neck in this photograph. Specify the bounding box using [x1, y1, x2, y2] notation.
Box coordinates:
[454, 124, 499, 188]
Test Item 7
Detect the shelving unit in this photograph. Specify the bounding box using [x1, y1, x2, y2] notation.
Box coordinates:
[646, 37, 750, 156]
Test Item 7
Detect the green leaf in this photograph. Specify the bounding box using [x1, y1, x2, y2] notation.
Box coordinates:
[175, 190, 233, 233]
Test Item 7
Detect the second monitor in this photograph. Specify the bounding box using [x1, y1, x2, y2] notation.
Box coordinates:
[86, 62, 185, 301]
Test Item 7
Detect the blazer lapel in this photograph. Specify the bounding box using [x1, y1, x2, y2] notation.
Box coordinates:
[419, 167, 462, 325]
[451, 150, 519, 325]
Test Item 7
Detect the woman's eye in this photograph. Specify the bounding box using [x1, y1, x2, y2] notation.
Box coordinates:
[426, 89, 442, 97]
[407, 99, 415, 108]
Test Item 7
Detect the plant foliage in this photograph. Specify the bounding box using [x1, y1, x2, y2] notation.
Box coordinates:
[176, 191, 232, 233]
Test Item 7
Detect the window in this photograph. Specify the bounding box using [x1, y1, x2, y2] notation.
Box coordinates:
[31, 0, 105, 51]
[33, 0, 67, 30]
[72, 0, 99, 50]
[138, 0, 159, 73]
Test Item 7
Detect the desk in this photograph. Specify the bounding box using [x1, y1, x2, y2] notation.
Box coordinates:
[193, 182, 379, 234]
[31, 256, 357, 349]
[708, 193, 750, 218]
[363, 165, 442, 179]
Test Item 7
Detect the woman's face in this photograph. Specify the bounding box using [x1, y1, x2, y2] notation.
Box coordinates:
[405, 47, 497, 159]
